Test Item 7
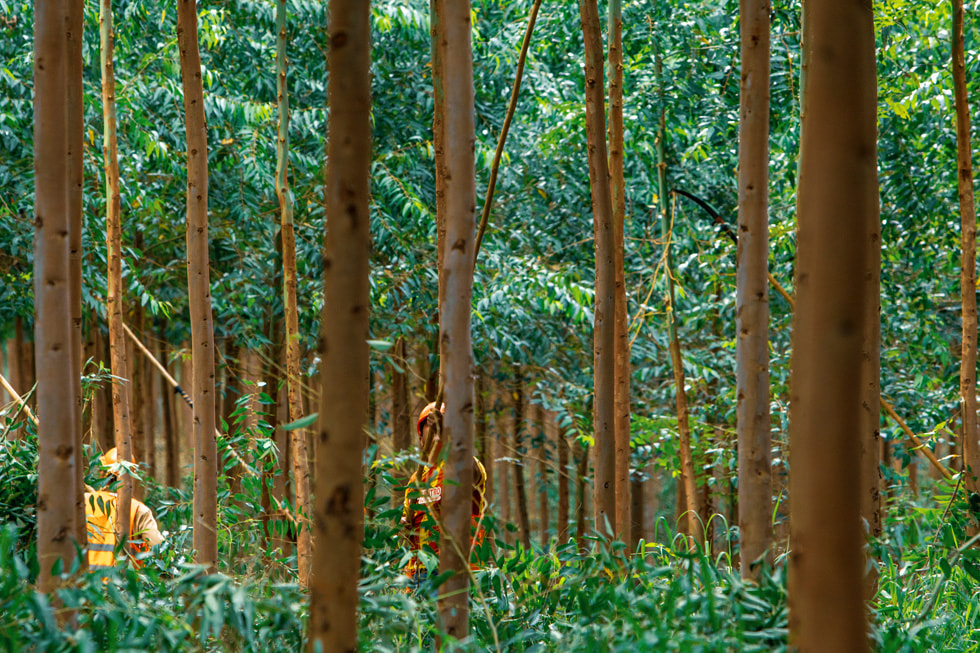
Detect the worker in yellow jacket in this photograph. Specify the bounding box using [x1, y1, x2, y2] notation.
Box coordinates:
[85, 447, 164, 569]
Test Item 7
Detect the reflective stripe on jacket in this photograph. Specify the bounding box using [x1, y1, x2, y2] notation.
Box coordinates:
[84, 491, 148, 569]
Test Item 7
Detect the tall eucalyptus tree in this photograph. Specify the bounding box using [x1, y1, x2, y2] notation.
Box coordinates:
[578, 0, 616, 536]
[67, 0, 85, 554]
[275, 0, 312, 586]
[953, 0, 979, 492]
[309, 0, 371, 649]
[788, 0, 877, 648]
[437, 1, 477, 636]
[177, 0, 218, 570]
[736, 0, 772, 577]
[608, 0, 630, 544]
[35, 0, 81, 591]
[101, 0, 135, 546]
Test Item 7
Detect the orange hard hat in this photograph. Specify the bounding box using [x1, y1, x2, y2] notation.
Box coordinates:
[99, 447, 119, 467]
[416, 402, 446, 438]
[99, 447, 136, 469]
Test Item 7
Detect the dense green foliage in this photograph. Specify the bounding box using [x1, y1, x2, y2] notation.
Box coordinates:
[4, 0, 980, 648]
[3, 429, 980, 650]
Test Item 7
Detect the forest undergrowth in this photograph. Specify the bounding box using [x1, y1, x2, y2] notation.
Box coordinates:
[1, 415, 979, 652]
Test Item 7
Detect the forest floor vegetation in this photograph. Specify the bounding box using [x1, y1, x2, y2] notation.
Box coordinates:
[1, 425, 979, 651]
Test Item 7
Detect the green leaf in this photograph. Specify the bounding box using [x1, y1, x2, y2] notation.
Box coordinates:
[282, 413, 318, 431]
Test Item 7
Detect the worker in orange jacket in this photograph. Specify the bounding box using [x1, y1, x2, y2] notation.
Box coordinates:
[401, 402, 487, 584]
[85, 447, 164, 569]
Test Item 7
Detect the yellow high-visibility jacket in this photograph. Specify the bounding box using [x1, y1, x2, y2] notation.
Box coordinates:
[84, 490, 163, 569]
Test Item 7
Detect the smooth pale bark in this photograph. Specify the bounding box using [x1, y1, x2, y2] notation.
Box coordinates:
[788, 0, 875, 648]
[608, 0, 630, 545]
[101, 0, 135, 552]
[578, 0, 616, 537]
[275, 0, 312, 586]
[954, 0, 979, 493]
[436, 3, 477, 637]
[736, 0, 773, 577]
[177, 0, 218, 570]
[308, 1, 371, 649]
[35, 0, 80, 589]
[67, 0, 85, 555]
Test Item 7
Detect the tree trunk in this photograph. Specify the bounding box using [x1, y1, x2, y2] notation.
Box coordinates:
[275, 0, 313, 586]
[578, 0, 616, 538]
[67, 0, 85, 556]
[513, 370, 532, 550]
[309, 1, 371, 649]
[574, 440, 589, 551]
[788, 0, 876, 647]
[608, 0, 630, 547]
[557, 419, 570, 543]
[101, 0, 135, 557]
[160, 325, 181, 488]
[431, 0, 447, 325]
[736, 0, 773, 577]
[144, 325, 159, 482]
[391, 336, 411, 502]
[954, 0, 979, 493]
[436, 2, 477, 636]
[859, 117, 882, 599]
[498, 412, 512, 547]
[35, 0, 81, 589]
[535, 403, 550, 547]
[177, 0, 218, 570]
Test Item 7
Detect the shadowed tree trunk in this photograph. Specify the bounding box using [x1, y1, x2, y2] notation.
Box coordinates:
[578, 0, 616, 537]
[101, 0, 135, 557]
[308, 1, 371, 649]
[177, 0, 218, 570]
[608, 0, 630, 547]
[788, 0, 876, 648]
[35, 0, 81, 590]
[954, 0, 979, 493]
[67, 0, 85, 555]
[575, 439, 589, 551]
[432, 0, 447, 330]
[513, 370, 532, 550]
[535, 403, 550, 547]
[275, 0, 312, 586]
[557, 418, 570, 543]
[736, 0, 773, 577]
[160, 324, 181, 488]
[391, 336, 411, 501]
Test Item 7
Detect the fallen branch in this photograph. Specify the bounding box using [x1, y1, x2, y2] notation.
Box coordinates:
[0, 372, 38, 427]
[123, 323, 257, 477]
